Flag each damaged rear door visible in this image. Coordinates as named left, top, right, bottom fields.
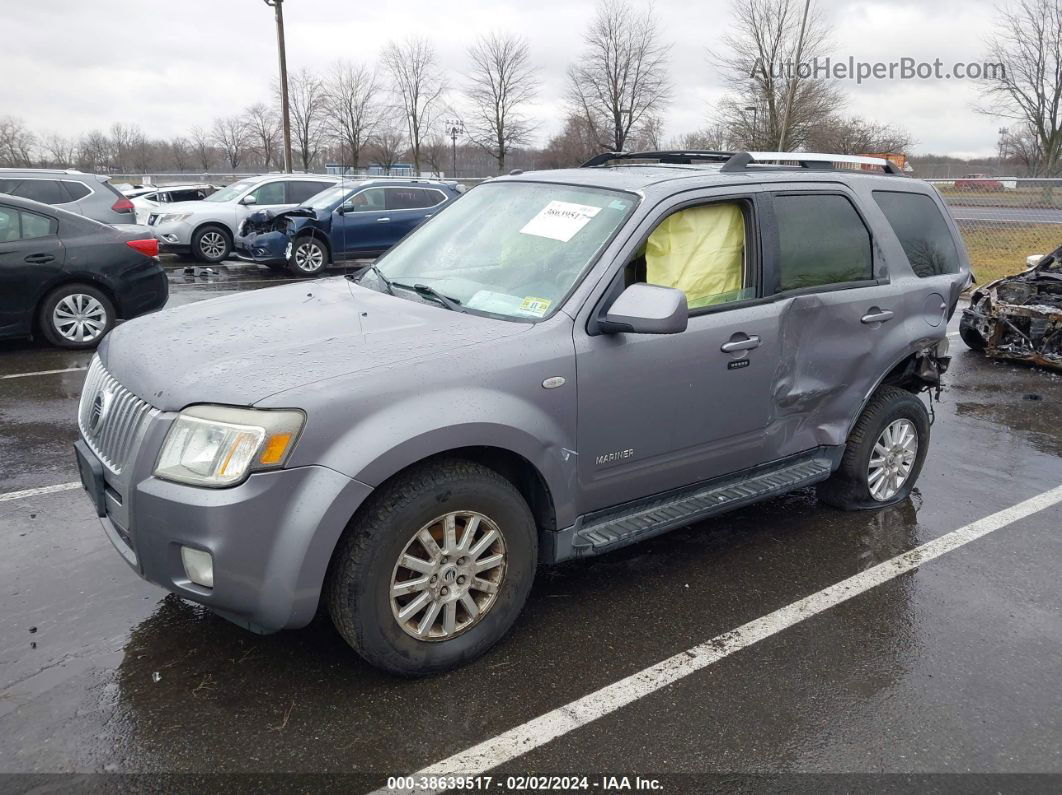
left=762, top=188, right=906, bottom=459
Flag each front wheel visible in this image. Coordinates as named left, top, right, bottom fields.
left=326, top=460, right=537, bottom=675
left=817, top=386, right=930, bottom=510
left=192, top=225, right=232, bottom=263
left=287, top=237, right=329, bottom=277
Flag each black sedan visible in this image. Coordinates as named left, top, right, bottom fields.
left=0, top=193, right=168, bottom=349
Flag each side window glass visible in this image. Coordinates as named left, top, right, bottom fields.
left=250, top=181, right=286, bottom=205
left=873, top=191, right=960, bottom=277
left=385, top=188, right=423, bottom=210
left=13, top=179, right=68, bottom=205
left=347, top=188, right=386, bottom=211
left=774, top=194, right=872, bottom=291
left=424, top=189, right=447, bottom=207
left=20, top=210, right=57, bottom=240
left=628, top=202, right=752, bottom=309
left=61, top=181, right=92, bottom=201
left=0, top=206, right=18, bottom=242
left=288, top=180, right=329, bottom=204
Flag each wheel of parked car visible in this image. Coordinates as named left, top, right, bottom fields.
left=327, top=459, right=537, bottom=676
left=288, top=236, right=329, bottom=277
left=817, top=386, right=930, bottom=511
left=192, top=224, right=232, bottom=263
left=39, top=283, right=115, bottom=349
left=958, top=317, right=987, bottom=351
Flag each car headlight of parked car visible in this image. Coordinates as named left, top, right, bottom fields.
left=155, top=405, right=305, bottom=487
left=157, top=212, right=193, bottom=224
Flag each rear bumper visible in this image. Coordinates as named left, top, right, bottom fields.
left=115, top=261, right=169, bottom=319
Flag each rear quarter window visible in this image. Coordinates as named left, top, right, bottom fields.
left=61, top=181, right=92, bottom=201
left=873, top=190, right=961, bottom=277
left=774, top=194, right=873, bottom=291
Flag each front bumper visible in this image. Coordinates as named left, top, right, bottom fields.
left=76, top=417, right=373, bottom=633
left=150, top=220, right=193, bottom=249
left=234, top=230, right=290, bottom=264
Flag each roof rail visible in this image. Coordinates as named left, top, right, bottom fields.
left=720, top=151, right=903, bottom=175
left=580, top=150, right=736, bottom=168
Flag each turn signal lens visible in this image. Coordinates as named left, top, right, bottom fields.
left=259, top=432, right=294, bottom=465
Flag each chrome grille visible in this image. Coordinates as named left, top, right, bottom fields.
left=78, top=356, right=159, bottom=475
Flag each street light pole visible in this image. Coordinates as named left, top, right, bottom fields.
left=777, top=0, right=812, bottom=152
left=448, top=121, right=462, bottom=178
left=264, top=0, right=293, bottom=173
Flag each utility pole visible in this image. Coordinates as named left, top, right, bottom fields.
left=448, top=120, right=463, bottom=178
left=264, top=0, right=293, bottom=173
left=744, top=106, right=758, bottom=147
left=777, top=0, right=812, bottom=152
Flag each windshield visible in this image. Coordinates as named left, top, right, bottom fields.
left=372, top=182, right=637, bottom=320
left=305, top=183, right=363, bottom=210
left=204, top=180, right=257, bottom=203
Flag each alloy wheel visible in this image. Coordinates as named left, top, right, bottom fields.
left=294, top=241, right=324, bottom=272
left=867, top=418, right=918, bottom=501
left=199, top=231, right=226, bottom=259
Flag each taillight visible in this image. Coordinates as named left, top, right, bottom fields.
left=127, top=238, right=159, bottom=257
left=112, top=197, right=135, bottom=213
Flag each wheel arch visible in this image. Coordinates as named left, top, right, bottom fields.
left=294, top=228, right=333, bottom=263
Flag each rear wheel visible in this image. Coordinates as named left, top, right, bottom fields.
left=817, top=386, right=930, bottom=510
left=192, top=225, right=231, bottom=263
left=327, top=459, right=537, bottom=676
left=287, top=236, right=329, bottom=277
left=39, top=284, right=115, bottom=349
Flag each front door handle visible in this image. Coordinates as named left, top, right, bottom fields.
left=376, top=217, right=391, bottom=223
left=861, top=308, right=895, bottom=324
left=721, top=334, right=761, bottom=353
left=25, top=253, right=55, bottom=264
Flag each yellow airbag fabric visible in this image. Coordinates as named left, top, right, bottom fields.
left=646, top=204, right=745, bottom=308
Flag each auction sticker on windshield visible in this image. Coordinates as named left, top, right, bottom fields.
left=520, top=201, right=602, bottom=242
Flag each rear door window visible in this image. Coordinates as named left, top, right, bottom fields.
left=773, top=194, right=873, bottom=291
left=873, top=191, right=961, bottom=277
left=287, top=180, right=330, bottom=204
left=0, top=205, right=17, bottom=241
left=61, top=181, right=92, bottom=201
left=12, top=179, right=68, bottom=205
left=20, top=210, right=57, bottom=239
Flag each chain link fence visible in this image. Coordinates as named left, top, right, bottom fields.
left=929, top=178, right=1062, bottom=284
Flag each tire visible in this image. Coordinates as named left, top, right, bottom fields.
left=39, top=283, right=115, bottom=349
left=192, top=224, right=232, bottom=263
left=817, top=386, right=930, bottom=511
left=958, top=316, right=987, bottom=351
left=326, top=459, right=538, bottom=676
left=287, top=236, right=329, bottom=277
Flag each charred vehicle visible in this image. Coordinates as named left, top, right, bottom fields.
left=235, top=179, right=462, bottom=277
left=959, top=246, right=1062, bottom=370
left=75, top=152, right=966, bottom=675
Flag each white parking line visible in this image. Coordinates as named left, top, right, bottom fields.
left=379, top=485, right=1062, bottom=795
left=0, top=482, right=81, bottom=502
left=1, top=366, right=87, bottom=380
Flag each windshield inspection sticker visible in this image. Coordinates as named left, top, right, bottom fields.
left=520, top=201, right=602, bottom=242
left=519, top=296, right=552, bottom=317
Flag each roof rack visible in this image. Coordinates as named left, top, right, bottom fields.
left=720, top=151, right=903, bottom=175
left=580, top=150, right=736, bottom=168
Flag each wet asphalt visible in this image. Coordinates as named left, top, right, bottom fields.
left=1, top=260, right=1061, bottom=788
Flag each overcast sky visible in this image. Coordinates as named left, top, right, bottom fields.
left=3, top=0, right=1005, bottom=158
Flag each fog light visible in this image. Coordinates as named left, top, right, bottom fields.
left=181, top=546, right=214, bottom=588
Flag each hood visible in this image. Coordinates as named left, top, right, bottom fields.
left=243, top=206, right=320, bottom=236
left=98, top=278, right=530, bottom=411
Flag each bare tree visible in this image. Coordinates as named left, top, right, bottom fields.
left=668, top=124, right=734, bottom=151
left=212, top=115, right=250, bottom=170
left=540, top=112, right=601, bottom=168
left=244, top=103, right=281, bottom=170
left=283, top=68, right=328, bottom=171
left=422, top=133, right=451, bottom=176
left=369, top=122, right=408, bottom=173
left=711, top=0, right=844, bottom=150
left=0, top=117, right=36, bottom=167
left=42, top=133, right=78, bottom=168
left=170, top=137, right=191, bottom=172
left=566, top=0, right=672, bottom=153
left=323, top=61, right=383, bottom=171
left=980, top=0, right=1062, bottom=175
left=463, top=32, right=539, bottom=174
left=128, top=130, right=155, bottom=174
left=190, top=127, right=215, bottom=171
left=78, top=130, right=111, bottom=172
left=382, top=37, right=446, bottom=173
left=805, top=115, right=914, bottom=155
left=109, top=122, right=141, bottom=172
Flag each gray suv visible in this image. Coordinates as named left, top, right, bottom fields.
left=0, top=168, right=136, bottom=224
left=74, top=151, right=968, bottom=675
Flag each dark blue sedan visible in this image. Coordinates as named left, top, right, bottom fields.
left=235, top=179, right=463, bottom=277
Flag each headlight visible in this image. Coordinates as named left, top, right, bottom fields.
left=154, top=405, right=305, bottom=487
left=157, top=212, right=192, bottom=224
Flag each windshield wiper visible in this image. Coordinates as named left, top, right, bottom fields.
left=392, top=281, right=465, bottom=312
left=348, top=263, right=395, bottom=295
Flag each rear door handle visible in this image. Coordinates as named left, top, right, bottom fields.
left=721, top=334, right=761, bottom=353
left=376, top=217, right=390, bottom=223
left=861, top=309, right=894, bottom=324
left=25, top=254, right=55, bottom=264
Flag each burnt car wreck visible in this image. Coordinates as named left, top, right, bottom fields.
left=960, top=246, right=1062, bottom=370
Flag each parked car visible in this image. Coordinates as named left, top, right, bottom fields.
left=0, top=168, right=136, bottom=224
left=131, top=184, right=218, bottom=225
left=75, top=151, right=967, bottom=674
left=235, top=178, right=462, bottom=276
left=0, top=193, right=166, bottom=348
left=147, top=173, right=341, bottom=263
left=959, top=244, right=1062, bottom=370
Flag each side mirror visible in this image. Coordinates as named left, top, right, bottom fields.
left=336, top=203, right=351, bottom=215
left=240, top=194, right=257, bottom=205
left=599, top=283, right=688, bottom=335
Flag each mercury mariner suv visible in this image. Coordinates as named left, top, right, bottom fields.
left=75, top=151, right=969, bottom=675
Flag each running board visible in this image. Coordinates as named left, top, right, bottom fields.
left=544, top=454, right=835, bottom=562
